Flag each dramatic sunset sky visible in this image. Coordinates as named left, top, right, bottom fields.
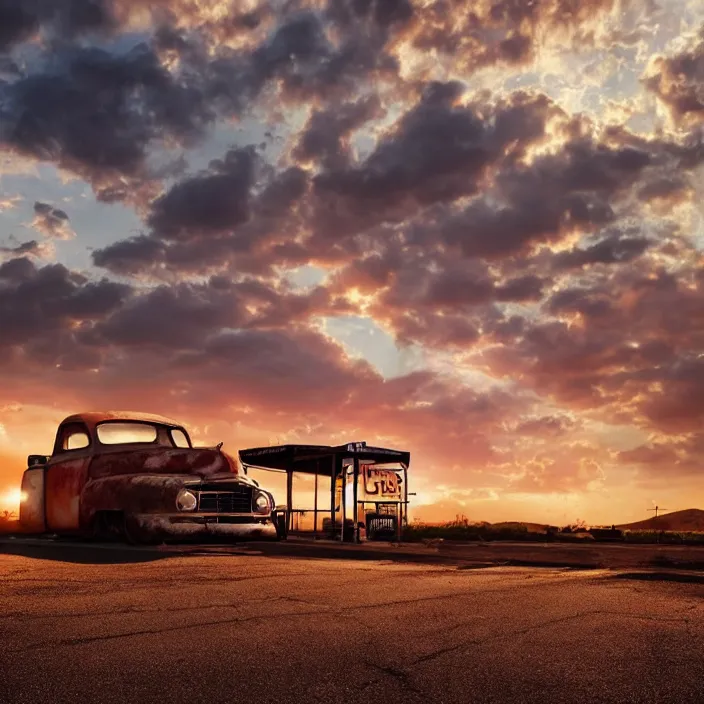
left=0, top=0, right=703, bottom=525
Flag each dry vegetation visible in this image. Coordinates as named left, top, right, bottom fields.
left=0, top=510, right=19, bottom=534
left=621, top=530, right=704, bottom=545
left=403, top=513, right=704, bottom=545
left=404, top=515, right=553, bottom=542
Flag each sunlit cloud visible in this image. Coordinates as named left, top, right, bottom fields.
left=0, top=0, right=702, bottom=526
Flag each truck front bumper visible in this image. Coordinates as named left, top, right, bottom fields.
left=131, top=513, right=279, bottom=542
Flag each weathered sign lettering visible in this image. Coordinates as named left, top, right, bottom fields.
left=362, top=467, right=400, bottom=498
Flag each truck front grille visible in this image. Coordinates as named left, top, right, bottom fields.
left=198, top=487, right=253, bottom=514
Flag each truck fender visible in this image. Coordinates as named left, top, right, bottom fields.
left=79, top=474, right=186, bottom=528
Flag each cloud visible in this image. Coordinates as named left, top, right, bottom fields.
left=552, top=231, right=652, bottom=270
left=93, top=150, right=311, bottom=278
left=1, top=256, right=347, bottom=369
left=326, top=0, right=415, bottom=30
left=618, top=432, right=704, bottom=487
left=0, top=41, right=213, bottom=202
left=1, top=239, right=699, bottom=501
left=148, top=4, right=409, bottom=116
left=643, top=24, right=704, bottom=127
left=637, top=357, right=704, bottom=434
left=68, top=56, right=704, bottom=503
left=309, top=85, right=559, bottom=246
left=0, top=0, right=115, bottom=51
left=1, top=0, right=704, bottom=514
left=0, top=239, right=41, bottom=256
left=0, top=254, right=551, bottom=489
left=474, top=258, right=704, bottom=437
left=146, top=147, right=258, bottom=241
left=0, top=257, right=131, bottom=367
left=319, top=111, right=702, bottom=352
left=0, top=194, right=21, bottom=212
left=242, top=4, right=410, bottom=103
left=91, top=235, right=167, bottom=277
left=91, top=278, right=251, bottom=350
left=409, top=0, right=631, bottom=74
left=293, top=94, right=385, bottom=170
left=0, top=238, right=54, bottom=264
left=31, top=201, right=75, bottom=239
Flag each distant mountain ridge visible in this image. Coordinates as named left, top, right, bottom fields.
left=617, top=508, right=704, bottom=532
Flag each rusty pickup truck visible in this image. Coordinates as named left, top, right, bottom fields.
left=19, top=411, right=282, bottom=544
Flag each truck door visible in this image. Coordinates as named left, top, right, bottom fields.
left=45, top=422, right=92, bottom=533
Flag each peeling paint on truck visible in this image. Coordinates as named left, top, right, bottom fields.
left=46, top=457, right=89, bottom=532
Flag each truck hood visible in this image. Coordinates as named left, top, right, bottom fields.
left=89, top=446, right=241, bottom=480
left=182, top=472, right=260, bottom=490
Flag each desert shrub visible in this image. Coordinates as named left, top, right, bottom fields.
left=403, top=520, right=704, bottom=545
left=0, top=510, right=19, bottom=534
left=403, top=517, right=542, bottom=542
left=622, top=530, right=704, bottom=545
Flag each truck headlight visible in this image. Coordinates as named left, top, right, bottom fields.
left=254, top=491, right=271, bottom=514
left=176, top=489, right=198, bottom=512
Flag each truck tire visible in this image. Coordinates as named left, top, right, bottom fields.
left=89, top=511, right=122, bottom=542
left=122, top=515, right=162, bottom=546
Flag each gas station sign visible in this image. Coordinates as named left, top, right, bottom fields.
left=362, top=467, right=401, bottom=499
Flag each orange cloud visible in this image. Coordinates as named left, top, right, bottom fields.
left=0, top=0, right=702, bottom=527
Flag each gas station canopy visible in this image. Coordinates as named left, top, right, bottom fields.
left=238, top=441, right=411, bottom=475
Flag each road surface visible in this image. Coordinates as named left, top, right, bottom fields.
left=1, top=544, right=703, bottom=704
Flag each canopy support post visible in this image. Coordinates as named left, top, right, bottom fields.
left=403, top=465, right=408, bottom=529
left=353, top=457, right=360, bottom=544
left=330, top=455, right=336, bottom=539
left=340, top=457, right=346, bottom=543
left=286, top=468, right=293, bottom=533
left=313, top=459, right=319, bottom=538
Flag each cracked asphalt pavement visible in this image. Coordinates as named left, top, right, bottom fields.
left=1, top=547, right=704, bottom=704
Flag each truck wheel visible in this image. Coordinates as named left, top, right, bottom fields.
left=89, top=512, right=108, bottom=542
left=122, top=515, right=162, bottom=546
left=90, top=512, right=122, bottom=542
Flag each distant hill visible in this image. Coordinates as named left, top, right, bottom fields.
left=617, top=509, right=704, bottom=532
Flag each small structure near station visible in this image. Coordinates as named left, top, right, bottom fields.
left=239, top=442, right=411, bottom=543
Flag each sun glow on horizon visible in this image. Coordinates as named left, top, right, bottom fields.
left=1, top=487, right=25, bottom=516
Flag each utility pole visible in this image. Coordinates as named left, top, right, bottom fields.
left=648, top=505, right=668, bottom=519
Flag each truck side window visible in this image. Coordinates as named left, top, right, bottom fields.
left=65, top=431, right=90, bottom=450
left=170, top=429, right=190, bottom=448
left=56, top=423, right=91, bottom=452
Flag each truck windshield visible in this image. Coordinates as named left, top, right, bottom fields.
left=97, top=423, right=158, bottom=445
left=95, top=422, right=192, bottom=448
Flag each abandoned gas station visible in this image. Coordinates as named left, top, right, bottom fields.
left=238, top=442, right=411, bottom=543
